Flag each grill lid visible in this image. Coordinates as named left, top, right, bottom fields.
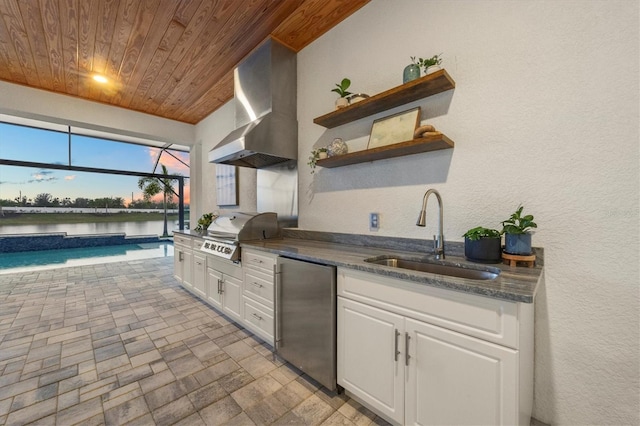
left=206, top=212, right=279, bottom=242
left=201, top=212, right=279, bottom=262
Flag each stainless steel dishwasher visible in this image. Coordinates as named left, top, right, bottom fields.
left=275, top=256, right=337, bottom=391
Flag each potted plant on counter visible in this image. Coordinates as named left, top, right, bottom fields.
left=501, top=205, right=537, bottom=255
left=331, top=78, right=352, bottom=109
left=463, top=226, right=502, bottom=263
left=194, top=212, right=216, bottom=233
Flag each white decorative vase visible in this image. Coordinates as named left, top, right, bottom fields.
left=335, top=97, right=348, bottom=109
left=426, top=65, right=441, bottom=75
left=327, top=138, right=348, bottom=157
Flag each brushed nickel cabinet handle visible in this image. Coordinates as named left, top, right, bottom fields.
left=405, top=332, right=411, bottom=366
left=251, top=312, right=263, bottom=321
left=394, top=329, right=400, bottom=362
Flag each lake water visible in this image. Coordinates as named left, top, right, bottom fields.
left=0, top=220, right=181, bottom=236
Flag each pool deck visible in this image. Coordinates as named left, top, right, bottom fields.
left=0, top=257, right=387, bottom=425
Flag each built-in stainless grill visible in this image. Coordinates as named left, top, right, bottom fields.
left=200, top=212, right=279, bottom=262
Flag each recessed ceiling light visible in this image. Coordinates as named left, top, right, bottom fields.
left=93, top=74, right=108, bottom=84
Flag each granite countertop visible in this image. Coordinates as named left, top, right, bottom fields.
left=174, top=229, right=208, bottom=239
left=239, top=230, right=542, bottom=304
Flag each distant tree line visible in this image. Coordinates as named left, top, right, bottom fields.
left=0, top=193, right=179, bottom=209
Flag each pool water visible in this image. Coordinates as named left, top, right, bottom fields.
left=0, top=242, right=174, bottom=274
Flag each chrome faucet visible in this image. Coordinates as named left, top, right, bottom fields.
left=416, top=188, right=445, bottom=259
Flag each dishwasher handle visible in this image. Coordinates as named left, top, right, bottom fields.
left=274, top=263, right=282, bottom=350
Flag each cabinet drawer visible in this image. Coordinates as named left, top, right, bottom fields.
left=174, top=234, right=192, bottom=247
left=338, top=268, right=519, bottom=348
left=243, top=249, right=277, bottom=274
left=243, top=297, right=274, bottom=343
left=244, top=269, right=274, bottom=307
left=208, top=255, right=243, bottom=280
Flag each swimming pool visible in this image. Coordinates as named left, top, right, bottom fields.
left=0, top=241, right=174, bottom=274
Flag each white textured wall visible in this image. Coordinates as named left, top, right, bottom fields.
left=297, top=0, right=639, bottom=424
left=194, top=101, right=257, bottom=220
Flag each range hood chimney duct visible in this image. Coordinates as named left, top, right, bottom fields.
left=209, top=38, right=297, bottom=168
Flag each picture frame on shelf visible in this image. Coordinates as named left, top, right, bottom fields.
left=216, top=164, right=238, bottom=206
left=367, top=107, right=421, bottom=149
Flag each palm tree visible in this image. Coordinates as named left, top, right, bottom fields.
left=138, top=164, right=179, bottom=237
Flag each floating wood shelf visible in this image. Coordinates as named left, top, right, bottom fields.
left=316, top=133, right=454, bottom=168
left=313, top=69, right=456, bottom=129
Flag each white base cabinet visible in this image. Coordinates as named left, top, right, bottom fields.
left=173, top=235, right=278, bottom=345
left=241, top=248, right=278, bottom=346
left=337, top=268, right=533, bottom=426
left=173, top=234, right=194, bottom=291
left=192, top=253, right=207, bottom=299
left=206, top=255, right=243, bottom=322
left=406, top=317, right=517, bottom=425
left=338, top=298, right=404, bottom=424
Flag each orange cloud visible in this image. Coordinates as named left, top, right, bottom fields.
left=146, top=148, right=190, bottom=175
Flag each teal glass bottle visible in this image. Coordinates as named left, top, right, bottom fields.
left=403, top=64, right=420, bottom=83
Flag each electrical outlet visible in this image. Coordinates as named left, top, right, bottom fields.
left=369, top=212, right=379, bottom=231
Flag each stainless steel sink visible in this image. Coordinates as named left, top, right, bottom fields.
left=364, top=256, right=500, bottom=281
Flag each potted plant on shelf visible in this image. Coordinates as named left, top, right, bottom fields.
left=501, top=205, right=537, bottom=255
left=419, top=54, right=443, bottom=75
left=462, top=226, right=502, bottom=263
left=331, top=78, right=352, bottom=109
left=307, top=147, right=328, bottom=173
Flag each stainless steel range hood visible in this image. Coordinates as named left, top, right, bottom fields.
left=209, top=38, right=297, bottom=168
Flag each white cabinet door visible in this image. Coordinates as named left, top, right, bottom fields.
left=173, top=247, right=184, bottom=281
left=181, top=249, right=193, bottom=290
left=338, top=297, right=405, bottom=425
left=206, top=268, right=223, bottom=310
left=405, top=317, right=518, bottom=426
left=192, top=253, right=207, bottom=298
left=222, top=275, right=243, bottom=321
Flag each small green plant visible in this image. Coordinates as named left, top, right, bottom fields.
left=463, top=226, right=501, bottom=241
left=194, top=212, right=216, bottom=232
left=412, top=54, right=443, bottom=73
left=307, top=147, right=328, bottom=173
left=501, top=205, right=537, bottom=235
left=422, top=54, right=442, bottom=67
left=331, top=78, right=352, bottom=98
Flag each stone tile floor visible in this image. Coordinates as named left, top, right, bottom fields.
left=0, top=257, right=390, bottom=426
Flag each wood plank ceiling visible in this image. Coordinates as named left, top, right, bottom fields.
left=0, top=0, right=369, bottom=124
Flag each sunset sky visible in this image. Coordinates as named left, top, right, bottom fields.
left=0, top=122, right=190, bottom=205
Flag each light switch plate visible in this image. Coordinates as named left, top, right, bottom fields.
left=369, top=212, right=379, bottom=231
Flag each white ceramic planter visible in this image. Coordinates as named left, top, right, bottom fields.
left=426, top=65, right=441, bottom=75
